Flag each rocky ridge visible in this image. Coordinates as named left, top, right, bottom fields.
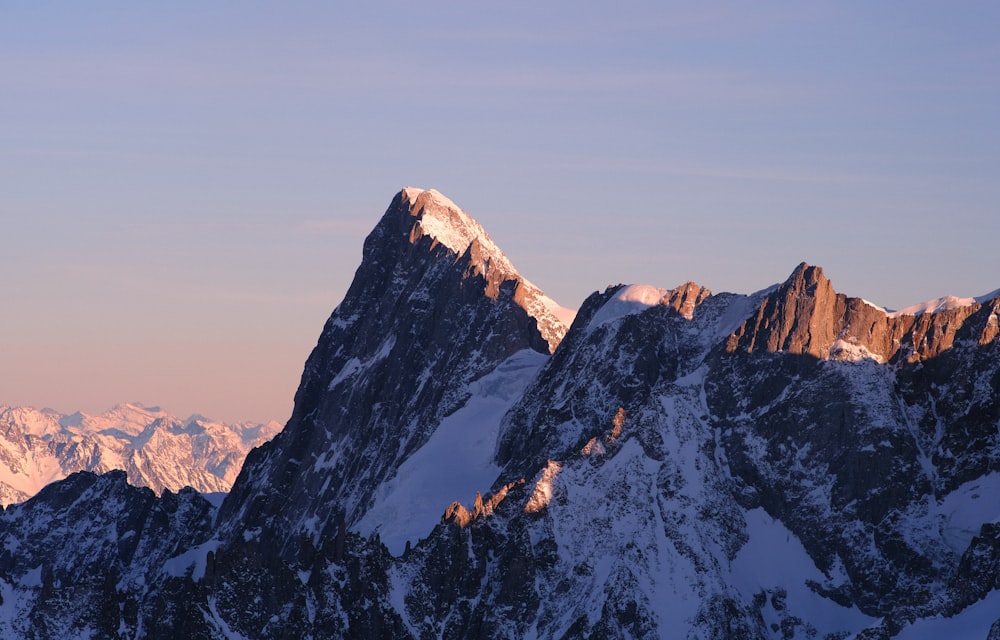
left=213, top=186, right=570, bottom=560
left=727, top=262, right=1000, bottom=362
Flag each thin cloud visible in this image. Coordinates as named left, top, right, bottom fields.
left=417, top=4, right=817, bottom=45
left=521, top=155, right=882, bottom=186
left=296, top=218, right=373, bottom=234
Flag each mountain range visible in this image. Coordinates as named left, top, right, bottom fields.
left=1, top=187, right=999, bottom=639
left=0, top=402, right=281, bottom=506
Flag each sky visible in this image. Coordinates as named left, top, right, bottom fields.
left=2, top=2, right=999, bottom=424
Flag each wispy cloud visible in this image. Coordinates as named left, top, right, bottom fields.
left=519, top=154, right=882, bottom=186
left=295, top=218, right=373, bottom=234
left=415, top=4, right=819, bottom=45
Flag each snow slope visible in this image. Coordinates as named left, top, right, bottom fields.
left=355, top=349, right=547, bottom=555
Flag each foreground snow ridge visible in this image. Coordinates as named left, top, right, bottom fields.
left=355, top=349, right=548, bottom=555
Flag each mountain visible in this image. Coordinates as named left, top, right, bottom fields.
left=1, top=188, right=999, bottom=639
left=0, top=402, right=281, bottom=506
left=215, top=187, right=570, bottom=556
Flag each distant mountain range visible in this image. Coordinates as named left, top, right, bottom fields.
left=1, top=187, right=999, bottom=638
left=0, top=402, right=281, bottom=505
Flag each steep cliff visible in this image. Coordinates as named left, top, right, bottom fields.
left=214, top=187, right=569, bottom=560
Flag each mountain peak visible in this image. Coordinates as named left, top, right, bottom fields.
left=394, top=187, right=568, bottom=351
left=786, top=261, right=831, bottom=293
left=726, top=263, right=999, bottom=362
left=216, top=188, right=572, bottom=550
left=400, top=187, right=515, bottom=274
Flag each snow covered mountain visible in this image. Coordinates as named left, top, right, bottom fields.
left=2, top=188, right=999, bottom=639
left=214, top=187, right=570, bottom=556
left=0, top=402, right=281, bottom=505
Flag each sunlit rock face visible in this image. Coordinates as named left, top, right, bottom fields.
left=727, top=262, right=999, bottom=363
left=214, top=187, right=570, bottom=560
left=2, top=190, right=1000, bottom=639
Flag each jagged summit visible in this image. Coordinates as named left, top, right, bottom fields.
left=216, top=188, right=571, bottom=554
left=400, top=187, right=516, bottom=275
left=726, top=262, right=1000, bottom=362
left=393, top=187, right=569, bottom=351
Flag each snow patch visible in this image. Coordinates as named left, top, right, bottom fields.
left=860, top=298, right=887, bottom=313
left=0, top=446, right=65, bottom=503
left=938, top=472, right=1000, bottom=553
left=978, top=287, right=1000, bottom=303
left=163, top=539, right=221, bottom=582
left=888, top=288, right=999, bottom=318
left=354, top=349, right=547, bottom=555
left=716, top=286, right=776, bottom=339
left=894, top=588, right=1000, bottom=640
left=328, top=357, right=362, bottom=389
left=388, top=565, right=419, bottom=637
left=400, top=186, right=425, bottom=204
left=19, top=565, right=42, bottom=588
left=731, top=508, right=876, bottom=637
left=580, top=437, right=606, bottom=456
left=200, top=492, right=227, bottom=509
left=539, top=296, right=578, bottom=327
left=327, top=337, right=396, bottom=391
left=829, top=338, right=884, bottom=363
left=401, top=187, right=515, bottom=274
left=204, top=596, right=248, bottom=640
left=587, top=284, right=668, bottom=331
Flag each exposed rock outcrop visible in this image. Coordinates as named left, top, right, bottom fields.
left=215, top=188, right=569, bottom=559
left=726, top=262, right=999, bottom=363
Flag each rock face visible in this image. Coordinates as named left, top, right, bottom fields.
left=727, top=262, right=997, bottom=363
left=0, top=471, right=215, bottom=637
left=0, top=402, right=280, bottom=506
left=1, top=191, right=1000, bottom=639
left=707, top=264, right=1000, bottom=633
left=214, top=187, right=570, bottom=558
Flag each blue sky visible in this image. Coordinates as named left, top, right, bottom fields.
left=3, top=2, right=999, bottom=422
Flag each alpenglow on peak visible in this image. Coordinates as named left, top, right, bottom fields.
left=400, top=186, right=517, bottom=275
left=397, top=186, right=573, bottom=349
